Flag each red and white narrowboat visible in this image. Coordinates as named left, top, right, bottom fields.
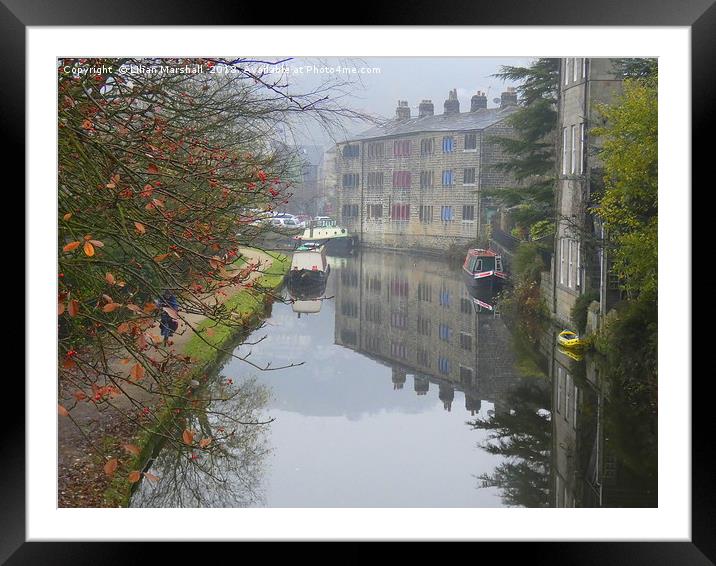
left=462, top=248, right=508, bottom=292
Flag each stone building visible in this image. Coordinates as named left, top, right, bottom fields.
left=333, top=249, right=523, bottom=415
left=546, top=58, right=625, bottom=326
left=334, top=90, right=519, bottom=253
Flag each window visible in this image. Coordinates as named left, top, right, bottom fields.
left=567, top=239, right=573, bottom=288
left=573, top=58, right=579, bottom=82
left=420, top=138, right=434, bottom=155
left=419, top=170, right=434, bottom=189
left=417, top=316, right=431, bottom=336
left=417, top=282, right=432, bottom=302
left=391, top=311, right=408, bottom=329
left=366, top=275, right=381, bottom=293
left=460, top=297, right=472, bottom=314
left=440, top=206, right=454, bottom=222
left=462, top=205, right=475, bottom=221
left=459, top=332, right=473, bottom=351
left=391, top=203, right=410, bottom=221
left=579, top=123, right=585, bottom=174
left=459, top=365, right=474, bottom=385
left=439, top=324, right=451, bottom=342
left=438, top=356, right=451, bottom=375
left=391, top=342, right=407, bottom=360
left=439, top=288, right=450, bottom=307
left=394, top=139, right=411, bottom=157
left=442, top=136, right=455, bottom=153
left=559, top=239, right=566, bottom=284
left=464, top=133, right=477, bottom=150
left=417, top=349, right=430, bottom=367
left=419, top=205, right=433, bottom=223
left=570, top=125, right=577, bottom=174
left=342, top=204, right=359, bottom=219
left=342, top=173, right=359, bottom=189
left=442, top=170, right=454, bottom=187
left=393, top=171, right=411, bottom=189
left=463, top=168, right=476, bottom=185
left=341, top=270, right=358, bottom=288
left=581, top=58, right=587, bottom=79
left=367, top=142, right=384, bottom=159
left=367, top=204, right=383, bottom=219
left=341, top=300, right=358, bottom=318
left=564, top=59, right=570, bottom=85
left=367, top=172, right=384, bottom=190
left=342, top=144, right=359, bottom=158
left=562, top=127, right=569, bottom=175
left=390, top=276, right=409, bottom=297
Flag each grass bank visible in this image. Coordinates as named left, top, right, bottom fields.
left=104, top=251, right=289, bottom=507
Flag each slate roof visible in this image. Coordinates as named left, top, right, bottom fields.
left=344, top=106, right=519, bottom=143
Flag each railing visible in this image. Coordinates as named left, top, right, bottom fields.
left=490, top=226, right=520, bottom=252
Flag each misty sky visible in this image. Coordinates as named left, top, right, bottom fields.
left=254, top=56, right=534, bottom=149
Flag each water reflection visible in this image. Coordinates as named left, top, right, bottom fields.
left=333, top=251, right=523, bottom=416
left=130, top=377, right=271, bottom=508
left=129, top=248, right=656, bottom=508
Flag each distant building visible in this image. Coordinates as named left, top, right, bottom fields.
left=334, top=90, right=519, bottom=253
left=290, top=145, right=325, bottom=216
left=546, top=58, right=625, bottom=326
left=318, top=145, right=338, bottom=216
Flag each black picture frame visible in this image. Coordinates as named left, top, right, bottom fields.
left=9, top=0, right=710, bottom=562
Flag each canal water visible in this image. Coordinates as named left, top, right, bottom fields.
left=130, top=249, right=656, bottom=508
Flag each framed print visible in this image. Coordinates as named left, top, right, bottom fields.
left=9, top=0, right=711, bottom=561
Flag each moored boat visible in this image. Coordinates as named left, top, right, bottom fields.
left=293, top=217, right=357, bottom=255
left=287, top=243, right=331, bottom=291
left=557, top=330, right=586, bottom=349
left=462, top=248, right=508, bottom=292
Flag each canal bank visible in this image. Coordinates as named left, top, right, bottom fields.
left=58, top=248, right=290, bottom=508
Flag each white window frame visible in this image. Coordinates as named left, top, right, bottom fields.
left=559, top=238, right=566, bottom=284
left=562, top=127, right=569, bottom=175
left=564, top=59, right=570, bottom=85
left=579, top=123, right=585, bottom=174
left=581, top=57, right=587, bottom=79
left=567, top=239, right=573, bottom=288
left=576, top=242, right=581, bottom=288
left=570, top=125, right=577, bottom=174
left=573, top=58, right=579, bottom=82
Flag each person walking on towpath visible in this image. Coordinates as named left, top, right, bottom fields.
left=158, top=290, right=179, bottom=346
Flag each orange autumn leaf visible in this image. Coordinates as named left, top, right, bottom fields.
left=105, top=272, right=116, bottom=285
left=83, top=241, right=95, bottom=256
left=117, top=322, right=131, bottom=334
left=58, top=302, right=65, bottom=316
left=120, top=358, right=131, bottom=365
left=154, top=253, right=170, bottom=262
left=147, top=163, right=159, bottom=174
left=182, top=429, right=194, bottom=445
left=130, top=363, right=145, bottom=381
left=63, top=241, right=81, bottom=252
left=128, top=470, right=142, bottom=483
left=68, top=299, right=80, bottom=317
left=103, top=302, right=121, bottom=313
left=134, top=222, right=146, bottom=235
left=81, top=119, right=93, bottom=130
left=143, top=472, right=160, bottom=482
left=123, top=444, right=141, bottom=456
left=143, top=302, right=156, bottom=313
left=58, top=404, right=69, bottom=417
left=199, top=437, right=212, bottom=449
left=104, top=458, right=118, bottom=476
left=63, top=212, right=73, bottom=221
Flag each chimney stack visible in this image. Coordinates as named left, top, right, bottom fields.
left=470, top=91, right=488, bottom=112
left=395, top=100, right=411, bottom=121
left=500, top=87, right=518, bottom=108
left=443, top=89, right=460, bottom=115
left=418, top=99, right=434, bottom=118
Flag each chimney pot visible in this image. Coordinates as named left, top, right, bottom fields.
left=500, top=89, right=518, bottom=108
left=395, top=100, right=411, bottom=121
left=471, top=90, right=488, bottom=111
left=443, top=89, right=460, bottom=115
left=418, top=99, right=434, bottom=118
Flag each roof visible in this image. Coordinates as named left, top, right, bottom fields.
left=344, top=106, right=519, bottom=143
left=467, top=248, right=498, bottom=257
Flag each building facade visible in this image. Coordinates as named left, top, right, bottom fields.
left=335, top=90, right=519, bottom=253
left=548, top=58, right=625, bottom=326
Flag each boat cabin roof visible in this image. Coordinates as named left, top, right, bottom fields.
left=466, top=248, right=498, bottom=257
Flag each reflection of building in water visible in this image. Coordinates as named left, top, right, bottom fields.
left=545, top=331, right=657, bottom=508
left=334, top=250, right=523, bottom=415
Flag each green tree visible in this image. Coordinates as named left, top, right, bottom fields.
left=488, top=58, right=561, bottom=232
left=592, top=75, right=658, bottom=302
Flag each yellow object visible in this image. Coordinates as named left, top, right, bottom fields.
left=557, top=330, right=586, bottom=349
left=558, top=346, right=584, bottom=361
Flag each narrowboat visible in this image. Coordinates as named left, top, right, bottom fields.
left=293, top=217, right=357, bottom=255
left=462, top=248, right=508, bottom=292
left=287, top=243, right=331, bottom=291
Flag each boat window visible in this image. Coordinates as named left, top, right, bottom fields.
left=469, top=257, right=482, bottom=272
